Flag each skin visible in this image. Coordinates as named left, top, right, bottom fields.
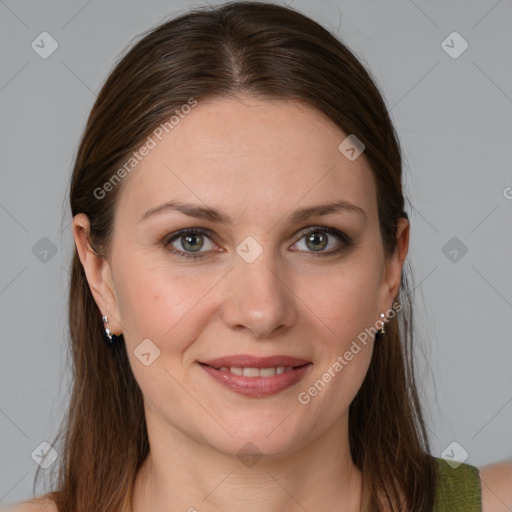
left=6, top=100, right=512, bottom=512
left=481, top=462, right=512, bottom=512
left=74, top=94, right=406, bottom=511
left=71, top=94, right=407, bottom=511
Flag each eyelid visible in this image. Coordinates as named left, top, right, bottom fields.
left=295, top=225, right=352, bottom=245
left=164, top=227, right=217, bottom=254
left=163, top=225, right=352, bottom=259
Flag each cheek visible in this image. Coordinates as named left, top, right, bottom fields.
left=301, top=257, right=383, bottom=343
left=292, top=250, right=381, bottom=368
left=293, top=254, right=381, bottom=409
left=296, top=327, right=374, bottom=430
left=113, top=261, right=204, bottom=396
left=113, top=255, right=216, bottom=354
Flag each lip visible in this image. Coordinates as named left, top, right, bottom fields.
left=199, top=354, right=311, bottom=369
left=198, top=354, right=312, bottom=398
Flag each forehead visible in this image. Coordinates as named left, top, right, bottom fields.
left=114, top=95, right=377, bottom=226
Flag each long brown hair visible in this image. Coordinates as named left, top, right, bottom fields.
left=32, top=2, right=436, bottom=510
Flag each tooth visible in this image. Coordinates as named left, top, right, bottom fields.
left=224, top=366, right=296, bottom=377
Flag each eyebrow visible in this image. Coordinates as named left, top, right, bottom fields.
left=139, top=199, right=366, bottom=224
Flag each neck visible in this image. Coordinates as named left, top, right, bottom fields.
left=131, top=412, right=362, bottom=512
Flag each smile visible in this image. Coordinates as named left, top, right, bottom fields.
left=198, top=362, right=312, bottom=397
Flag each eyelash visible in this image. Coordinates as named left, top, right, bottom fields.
left=163, top=226, right=352, bottom=260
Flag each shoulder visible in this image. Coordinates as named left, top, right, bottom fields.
left=480, top=461, right=512, bottom=512
left=2, top=498, right=58, bottom=512
left=433, top=457, right=481, bottom=510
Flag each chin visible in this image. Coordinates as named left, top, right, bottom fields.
left=202, top=419, right=309, bottom=461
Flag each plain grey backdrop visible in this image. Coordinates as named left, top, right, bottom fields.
left=1, top=0, right=511, bottom=506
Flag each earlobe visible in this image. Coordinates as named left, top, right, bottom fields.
left=72, top=213, right=122, bottom=333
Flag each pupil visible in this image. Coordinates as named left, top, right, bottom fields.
left=183, top=234, right=203, bottom=252
left=307, top=232, right=327, bottom=251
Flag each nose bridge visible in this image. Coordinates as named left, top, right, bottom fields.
left=221, top=239, right=298, bottom=338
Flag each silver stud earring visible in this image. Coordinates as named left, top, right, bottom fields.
left=377, top=312, right=386, bottom=337
left=102, top=315, right=123, bottom=346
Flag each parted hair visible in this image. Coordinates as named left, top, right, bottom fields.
left=33, top=2, right=436, bottom=510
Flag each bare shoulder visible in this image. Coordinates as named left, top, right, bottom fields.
left=2, top=498, right=58, bottom=512
left=480, top=461, right=512, bottom=512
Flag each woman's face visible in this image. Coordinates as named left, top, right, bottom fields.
left=80, top=94, right=407, bottom=458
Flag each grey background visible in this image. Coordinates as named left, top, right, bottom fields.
left=1, top=0, right=511, bottom=506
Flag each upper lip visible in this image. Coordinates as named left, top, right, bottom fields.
left=199, top=354, right=311, bottom=369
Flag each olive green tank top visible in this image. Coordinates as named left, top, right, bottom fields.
left=433, top=457, right=482, bottom=511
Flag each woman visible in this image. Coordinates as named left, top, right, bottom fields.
left=7, top=2, right=511, bottom=511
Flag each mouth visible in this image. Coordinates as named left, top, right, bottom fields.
left=197, top=358, right=313, bottom=397
left=199, top=362, right=310, bottom=377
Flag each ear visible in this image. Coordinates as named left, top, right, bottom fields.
left=379, top=217, right=409, bottom=311
left=72, top=213, right=122, bottom=335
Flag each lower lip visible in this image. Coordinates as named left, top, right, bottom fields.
left=199, top=363, right=312, bottom=397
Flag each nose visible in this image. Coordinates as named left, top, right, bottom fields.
left=221, top=247, right=298, bottom=339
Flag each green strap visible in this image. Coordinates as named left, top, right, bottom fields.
left=433, top=457, right=482, bottom=511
